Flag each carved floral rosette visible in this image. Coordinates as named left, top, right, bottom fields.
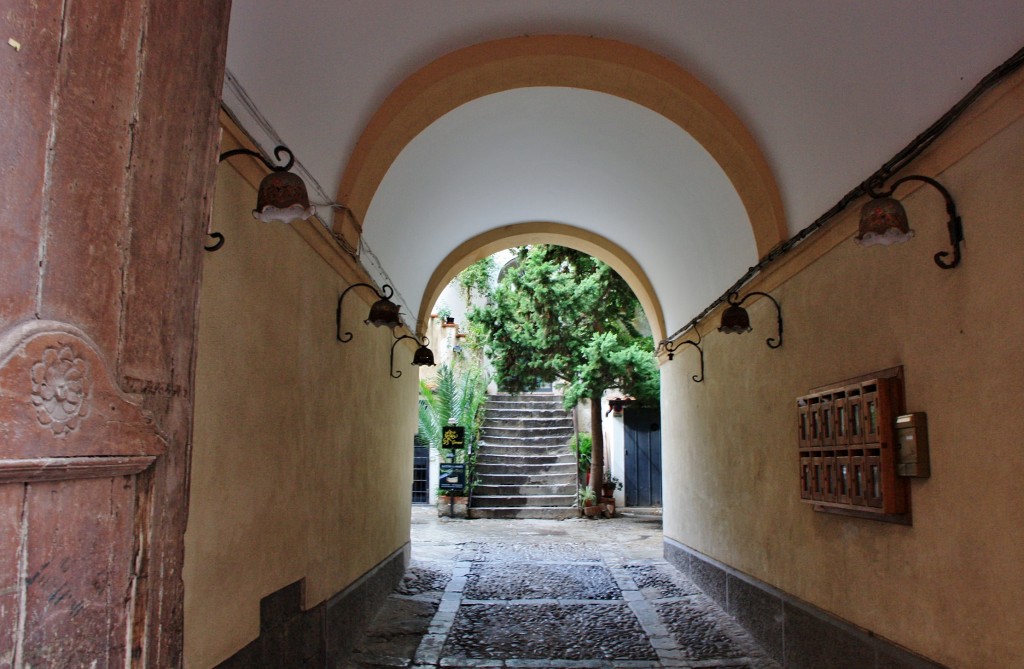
left=0, top=320, right=165, bottom=461
left=30, top=344, right=92, bottom=436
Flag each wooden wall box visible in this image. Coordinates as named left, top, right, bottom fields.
left=797, top=368, right=909, bottom=521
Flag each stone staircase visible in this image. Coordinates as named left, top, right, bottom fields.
left=471, top=394, right=578, bottom=519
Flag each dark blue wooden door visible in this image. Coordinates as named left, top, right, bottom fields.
left=412, top=434, right=430, bottom=504
left=624, top=407, right=662, bottom=507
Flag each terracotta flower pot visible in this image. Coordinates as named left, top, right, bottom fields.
left=437, top=495, right=469, bottom=518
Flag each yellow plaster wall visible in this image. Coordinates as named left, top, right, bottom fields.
left=183, top=165, right=418, bottom=668
left=661, top=98, right=1024, bottom=667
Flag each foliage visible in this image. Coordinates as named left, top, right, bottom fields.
left=570, top=432, right=592, bottom=475
left=467, top=245, right=659, bottom=409
left=436, top=303, right=452, bottom=321
left=418, top=362, right=489, bottom=496
left=459, top=317, right=490, bottom=362
left=467, top=245, right=659, bottom=488
left=578, top=486, right=597, bottom=506
left=603, top=473, right=623, bottom=491
left=457, top=256, right=496, bottom=305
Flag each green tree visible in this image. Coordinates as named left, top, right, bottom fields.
left=457, top=256, right=496, bottom=305
left=467, top=245, right=659, bottom=489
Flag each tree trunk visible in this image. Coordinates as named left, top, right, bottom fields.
left=589, top=394, right=605, bottom=492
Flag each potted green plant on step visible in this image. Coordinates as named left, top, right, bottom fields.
left=601, top=472, right=622, bottom=499
left=570, top=433, right=592, bottom=486
left=579, top=486, right=602, bottom=518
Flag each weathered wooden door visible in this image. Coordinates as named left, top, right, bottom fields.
left=0, top=323, right=166, bottom=666
left=624, top=407, right=663, bottom=507
left=0, top=2, right=230, bottom=665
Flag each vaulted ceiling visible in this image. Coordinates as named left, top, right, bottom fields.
left=223, top=1, right=1024, bottom=335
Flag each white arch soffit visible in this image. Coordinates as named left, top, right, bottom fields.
left=362, top=87, right=756, bottom=331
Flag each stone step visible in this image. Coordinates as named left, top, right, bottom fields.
left=476, top=443, right=574, bottom=457
left=482, top=426, right=574, bottom=439
left=474, top=483, right=576, bottom=496
left=481, top=417, right=574, bottom=430
left=469, top=506, right=578, bottom=520
left=473, top=458, right=577, bottom=475
left=472, top=494, right=576, bottom=508
left=489, top=393, right=563, bottom=402
left=485, top=410, right=570, bottom=422
left=475, top=472, right=578, bottom=486
left=476, top=453, right=576, bottom=466
left=479, top=435, right=573, bottom=447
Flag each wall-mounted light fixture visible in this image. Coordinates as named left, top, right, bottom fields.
left=390, top=333, right=436, bottom=378
left=206, top=145, right=315, bottom=252
left=606, top=397, right=629, bottom=417
left=658, top=329, right=704, bottom=383
left=336, top=283, right=402, bottom=342
left=857, top=175, right=964, bottom=269
left=718, top=291, right=783, bottom=349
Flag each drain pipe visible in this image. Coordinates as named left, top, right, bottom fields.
left=572, top=404, right=581, bottom=516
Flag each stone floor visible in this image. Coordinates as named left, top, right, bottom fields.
left=346, top=507, right=779, bottom=669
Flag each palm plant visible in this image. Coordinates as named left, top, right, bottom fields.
left=418, top=362, right=489, bottom=494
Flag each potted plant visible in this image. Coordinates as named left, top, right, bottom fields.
left=601, top=472, right=622, bottom=499
left=436, top=303, right=455, bottom=325
left=579, top=486, right=602, bottom=518
left=437, top=488, right=470, bottom=518
left=570, top=433, right=592, bottom=486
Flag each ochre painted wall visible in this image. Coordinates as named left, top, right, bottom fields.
left=183, top=164, right=418, bottom=668
left=662, top=85, right=1024, bottom=668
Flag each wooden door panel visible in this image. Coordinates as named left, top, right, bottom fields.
left=0, top=323, right=164, bottom=668
left=0, top=484, right=21, bottom=668
left=624, top=408, right=663, bottom=507
left=21, top=476, right=135, bottom=668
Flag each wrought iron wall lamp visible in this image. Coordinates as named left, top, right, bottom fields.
left=390, top=334, right=436, bottom=378
left=205, top=145, right=315, bottom=252
left=336, top=283, right=402, bottom=342
left=718, top=291, right=783, bottom=349
left=658, top=329, right=704, bottom=383
left=857, top=175, right=964, bottom=269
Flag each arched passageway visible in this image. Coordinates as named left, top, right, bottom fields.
left=420, top=223, right=666, bottom=341
left=188, top=25, right=1024, bottom=669
left=338, top=35, right=785, bottom=335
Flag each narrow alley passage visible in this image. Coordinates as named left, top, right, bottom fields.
left=347, top=508, right=779, bottom=669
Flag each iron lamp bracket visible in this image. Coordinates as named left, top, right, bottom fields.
left=336, top=282, right=395, bottom=343
left=205, top=145, right=297, bottom=252
left=658, top=329, right=705, bottom=383
left=865, top=174, right=964, bottom=269
left=725, top=291, right=783, bottom=349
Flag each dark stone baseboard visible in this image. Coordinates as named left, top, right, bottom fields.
left=663, top=538, right=945, bottom=669
left=215, top=542, right=410, bottom=669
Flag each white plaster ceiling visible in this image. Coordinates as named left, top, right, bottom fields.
left=362, top=88, right=752, bottom=330
left=223, top=0, right=1024, bottom=333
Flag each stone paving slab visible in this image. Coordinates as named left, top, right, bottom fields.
left=443, top=602, right=657, bottom=661
left=465, top=563, right=620, bottom=600
left=345, top=508, right=779, bottom=669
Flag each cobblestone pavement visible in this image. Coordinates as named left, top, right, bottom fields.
left=346, top=507, right=779, bottom=669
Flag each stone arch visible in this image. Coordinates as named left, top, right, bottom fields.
left=419, top=222, right=666, bottom=341
left=336, top=34, right=787, bottom=257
